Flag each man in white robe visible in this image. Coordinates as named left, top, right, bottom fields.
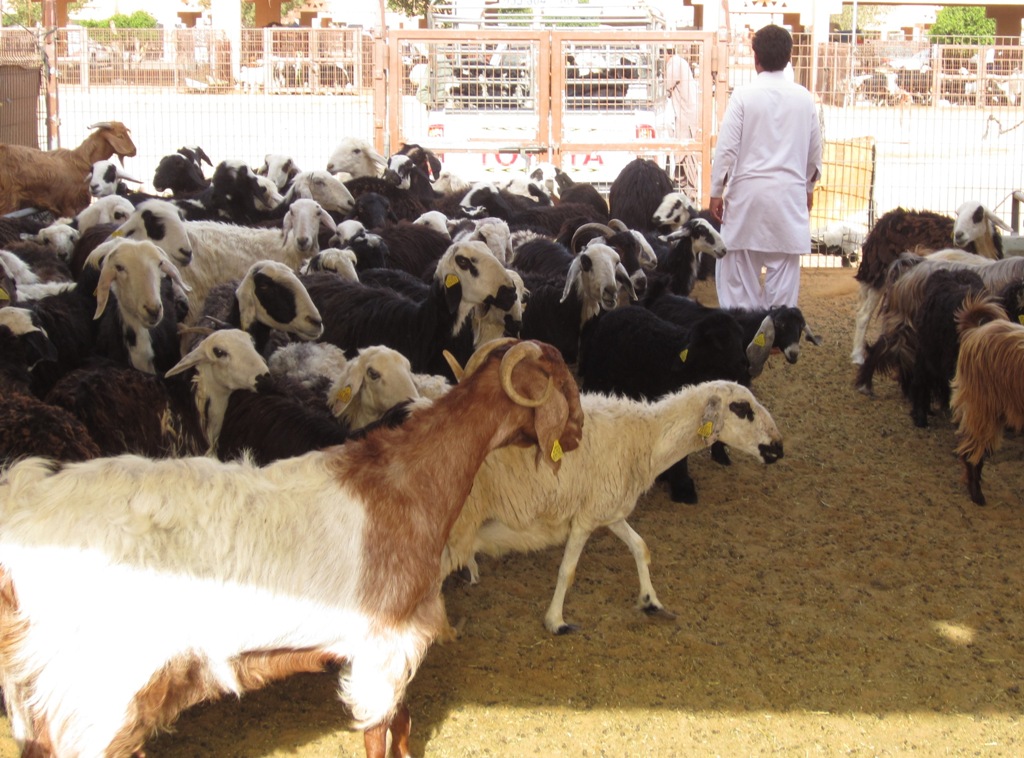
left=709, top=24, right=822, bottom=309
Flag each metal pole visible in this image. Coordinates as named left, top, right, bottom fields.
left=43, top=0, right=59, bottom=149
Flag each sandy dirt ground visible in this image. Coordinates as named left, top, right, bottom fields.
left=2, top=267, right=1023, bottom=757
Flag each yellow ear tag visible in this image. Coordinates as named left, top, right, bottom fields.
left=679, top=348, right=688, bottom=363
left=0, top=288, right=9, bottom=302
left=550, top=440, right=563, bottom=462
left=444, top=273, right=460, bottom=289
left=335, top=385, right=352, bottom=404
left=1018, top=315, right=1024, bottom=326
left=697, top=421, right=714, bottom=439
left=753, top=332, right=767, bottom=347
left=110, top=228, right=124, bottom=238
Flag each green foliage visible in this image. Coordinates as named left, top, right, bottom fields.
left=74, top=11, right=158, bottom=29
left=829, top=4, right=886, bottom=32
left=2, top=0, right=84, bottom=27
left=386, top=0, right=432, bottom=17
left=928, top=6, right=995, bottom=44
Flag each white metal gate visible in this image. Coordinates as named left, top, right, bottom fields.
left=386, top=29, right=718, bottom=197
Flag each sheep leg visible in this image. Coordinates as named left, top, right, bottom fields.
left=606, top=519, right=675, bottom=620
left=964, top=457, right=987, bottom=506
left=710, top=440, right=731, bottom=466
left=544, top=523, right=594, bottom=634
left=851, top=283, right=880, bottom=365
left=663, top=458, right=697, bottom=504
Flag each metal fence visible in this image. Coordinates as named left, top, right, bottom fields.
left=3, top=26, right=1022, bottom=265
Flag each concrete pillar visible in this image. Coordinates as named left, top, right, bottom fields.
left=250, top=0, right=284, bottom=28
left=987, top=6, right=1023, bottom=40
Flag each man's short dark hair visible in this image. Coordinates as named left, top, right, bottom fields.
left=752, top=24, right=792, bottom=72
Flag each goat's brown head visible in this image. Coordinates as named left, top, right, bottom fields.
left=87, top=121, right=138, bottom=164
left=447, top=338, right=583, bottom=473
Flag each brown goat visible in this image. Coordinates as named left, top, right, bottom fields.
left=0, top=121, right=137, bottom=218
left=950, top=296, right=1021, bottom=505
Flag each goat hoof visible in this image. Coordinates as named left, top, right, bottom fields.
left=855, top=384, right=873, bottom=397
left=642, top=605, right=677, bottom=621
left=553, top=623, right=580, bottom=635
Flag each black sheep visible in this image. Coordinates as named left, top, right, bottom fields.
left=578, top=302, right=751, bottom=504
left=0, top=307, right=100, bottom=464
left=608, top=158, right=674, bottom=233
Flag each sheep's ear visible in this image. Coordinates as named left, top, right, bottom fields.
left=746, top=314, right=775, bottom=378
left=165, top=344, right=206, bottom=377
left=697, top=395, right=723, bottom=447
left=160, top=258, right=189, bottom=292
left=986, top=209, right=1012, bottom=232
left=329, top=365, right=363, bottom=416
left=236, top=275, right=259, bottom=331
left=282, top=209, right=295, bottom=241
left=531, top=373, right=572, bottom=474
left=803, top=323, right=823, bottom=346
left=319, top=207, right=337, bottom=233
left=560, top=256, right=583, bottom=303
left=93, top=259, right=118, bottom=319
left=664, top=225, right=694, bottom=242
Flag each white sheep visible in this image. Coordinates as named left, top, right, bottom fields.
left=75, top=194, right=135, bottom=233
left=86, top=239, right=191, bottom=374
left=413, top=210, right=452, bottom=237
left=283, top=169, right=354, bottom=215
left=327, top=345, right=424, bottom=431
left=443, top=378, right=784, bottom=634
left=135, top=198, right=336, bottom=323
left=256, top=153, right=301, bottom=191
left=300, top=247, right=360, bottom=281
left=17, top=222, right=80, bottom=263
left=325, top=136, right=386, bottom=178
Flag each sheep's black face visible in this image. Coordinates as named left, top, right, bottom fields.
left=503, top=313, right=522, bottom=337
left=142, top=210, right=166, bottom=242
left=253, top=272, right=298, bottom=326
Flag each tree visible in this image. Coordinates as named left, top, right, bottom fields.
left=1, top=0, right=85, bottom=27
left=829, top=3, right=886, bottom=34
left=928, top=6, right=995, bottom=45
left=386, top=0, right=432, bottom=19
left=74, top=11, right=158, bottom=29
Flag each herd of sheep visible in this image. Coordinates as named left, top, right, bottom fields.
left=0, top=120, right=1019, bottom=756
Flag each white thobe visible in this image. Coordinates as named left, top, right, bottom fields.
left=710, top=70, right=822, bottom=307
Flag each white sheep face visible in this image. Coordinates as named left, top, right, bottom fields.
left=325, top=137, right=386, bottom=178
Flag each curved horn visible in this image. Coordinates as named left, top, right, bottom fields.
left=87, top=121, right=115, bottom=130
left=499, top=341, right=553, bottom=408
left=462, top=337, right=519, bottom=381
left=570, top=222, right=615, bottom=254
left=607, top=219, right=629, bottom=232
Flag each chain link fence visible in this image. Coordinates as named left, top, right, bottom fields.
left=2, top=26, right=1021, bottom=266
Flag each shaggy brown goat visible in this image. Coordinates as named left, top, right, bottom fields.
left=950, top=296, right=1021, bottom=505
left=0, top=121, right=137, bottom=218
left=850, top=202, right=1009, bottom=365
